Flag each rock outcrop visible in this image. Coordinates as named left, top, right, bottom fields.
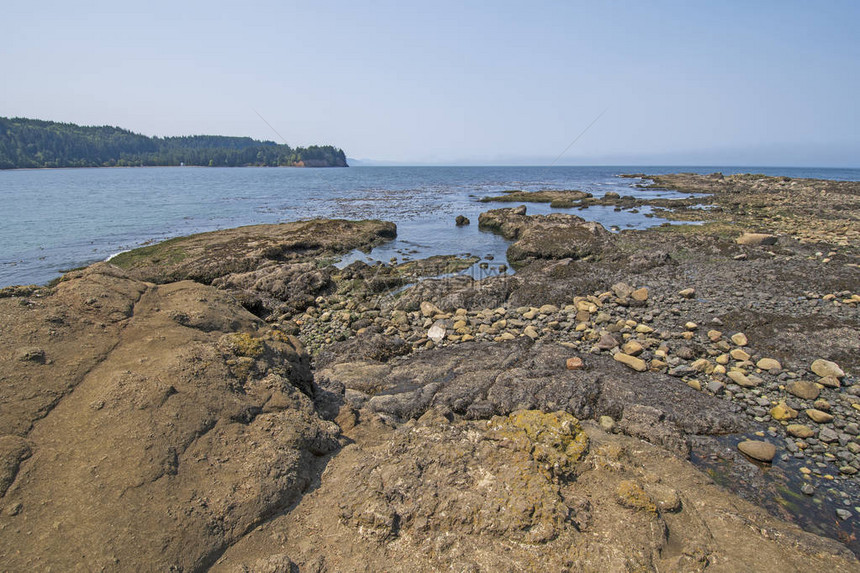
left=317, top=337, right=745, bottom=456
left=110, top=218, right=396, bottom=285
left=0, top=265, right=339, bottom=571
left=478, top=207, right=613, bottom=268
left=212, top=414, right=857, bottom=572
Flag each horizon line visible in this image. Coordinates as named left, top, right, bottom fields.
left=346, top=161, right=860, bottom=169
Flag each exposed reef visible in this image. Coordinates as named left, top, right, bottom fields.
left=639, top=172, right=860, bottom=246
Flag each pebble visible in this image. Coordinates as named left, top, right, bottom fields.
left=813, top=399, right=831, bottom=411
left=707, top=380, right=725, bottom=394
left=786, top=424, right=814, bottom=439
left=727, top=371, right=758, bottom=388
left=786, top=380, right=820, bottom=401
left=631, top=287, right=649, bottom=302
left=614, top=352, right=647, bottom=372
left=427, top=322, right=446, bottom=343
left=611, top=283, right=634, bottom=299
left=738, top=440, right=776, bottom=462
left=668, top=365, right=696, bottom=377
left=736, top=232, right=777, bottom=246
left=599, top=415, right=615, bottom=432
left=679, top=288, right=696, bottom=299
left=811, top=359, right=845, bottom=379
left=806, top=409, right=834, bottom=423
left=597, top=333, right=619, bottom=350
left=770, top=402, right=799, bottom=421
left=756, top=358, right=781, bottom=371
left=818, top=428, right=840, bottom=443
left=730, top=333, right=748, bottom=346
left=566, top=357, right=585, bottom=371
left=730, top=348, right=751, bottom=361
left=621, top=340, right=644, bottom=356
left=420, top=301, right=443, bottom=318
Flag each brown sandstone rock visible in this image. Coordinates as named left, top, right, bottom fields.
left=811, top=359, right=845, bottom=379
left=631, top=287, right=649, bottom=301
left=214, top=423, right=857, bottom=572
left=786, top=380, right=821, bottom=401
left=806, top=409, right=834, bottom=424
left=0, top=266, right=338, bottom=572
left=756, top=358, right=782, bottom=371
left=771, top=402, right=799, bottom=421
left=614, top=352, right=648, bottom=372
left=478, top=207, right=613, bottom=268
left=786, top=424, right=815, bottom=439
left=736, top=233, right=777, bottom=246
left=738, top=440, right=777, bottom=463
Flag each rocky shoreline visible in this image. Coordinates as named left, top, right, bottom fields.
left=1, top=173, right=858, bottom=570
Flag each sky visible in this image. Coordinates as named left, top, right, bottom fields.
left=3, top=1, right=859, bottom=166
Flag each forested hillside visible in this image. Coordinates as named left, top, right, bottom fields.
left=0, top=117, right=348, bottom=169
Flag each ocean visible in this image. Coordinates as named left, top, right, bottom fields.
left=1, top=165, right=858, bottom=287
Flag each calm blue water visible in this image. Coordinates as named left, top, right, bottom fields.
left=1, top=165, right=857, bottom=287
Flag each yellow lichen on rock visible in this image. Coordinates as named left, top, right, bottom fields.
left=488, top=410, right=588, bottom=479
left=218, top=332, right=264, bottom=357
left=616, top=479, right=658, bottom=513
left=770, top=401, right=799, bottom=421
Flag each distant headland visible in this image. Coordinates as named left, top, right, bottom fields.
left=0, top=117, right=348, bottom=169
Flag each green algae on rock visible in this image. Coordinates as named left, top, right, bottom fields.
left=111, top=219, right=397, bottom=284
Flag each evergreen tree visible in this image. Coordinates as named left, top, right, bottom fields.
left=0, top=117, right=348, bottom=169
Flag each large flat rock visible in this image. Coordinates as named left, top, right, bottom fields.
left=0, top=264, right=339, bottom=571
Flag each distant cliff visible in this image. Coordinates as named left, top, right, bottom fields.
left=0, top=117, right=348, bottom=169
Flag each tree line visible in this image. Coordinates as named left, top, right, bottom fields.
left=0, top=117, right=348, bottom=169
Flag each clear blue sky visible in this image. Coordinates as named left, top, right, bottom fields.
left=3, top=0, right=858, bottom=166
